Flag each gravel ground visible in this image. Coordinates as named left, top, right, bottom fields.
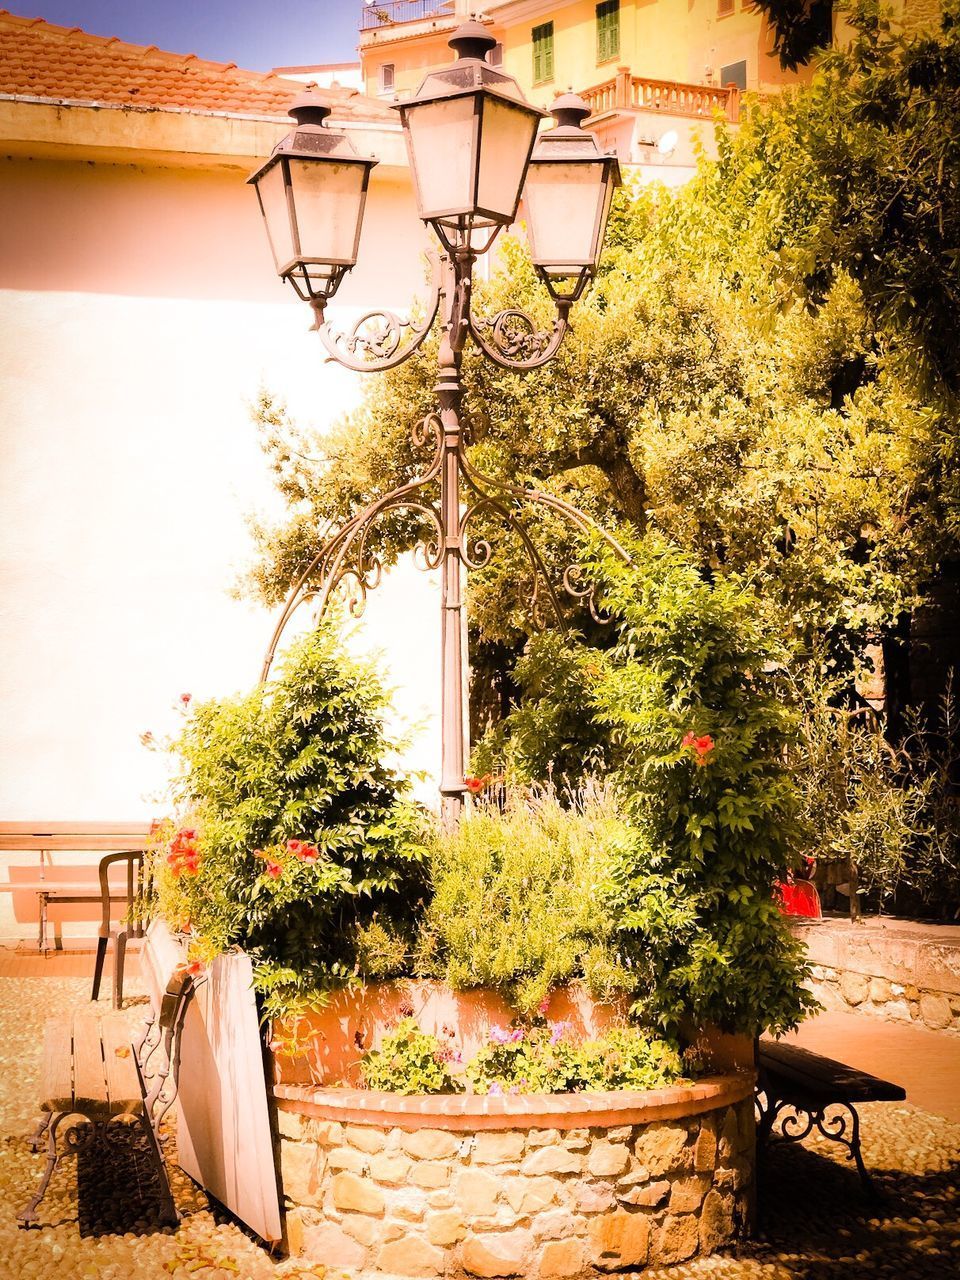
left=1, top=975, right=958, bottom=1280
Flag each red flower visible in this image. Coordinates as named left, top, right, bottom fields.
left=464, top=774, right=492, bottom=795
left=682, top=732, right=715, bottom=765
left=180, top=693, right=192, bottom=706
left=297, top=844, right=319, bottom=863
left=286, top=839, right=303, bottom=854
left=175, top=959, right=202, bottom=979
left=265, top=860, right=282, bottom=879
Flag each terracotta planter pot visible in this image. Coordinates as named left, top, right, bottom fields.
left=271, top=979, right=753, bottom=1087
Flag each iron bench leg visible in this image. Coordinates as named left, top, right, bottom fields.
left=757, top=1088, right=881, bottom=1200
left=18, top=1111, right=67, bottom=1228
left=26, top=1112, right=51, bottom=1153
left=138, top=1112, right=178, bottom=1226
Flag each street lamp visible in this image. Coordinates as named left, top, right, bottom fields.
left=248, top=94, right=377, bottom=313
left=252, top=24, right=628, bottom=827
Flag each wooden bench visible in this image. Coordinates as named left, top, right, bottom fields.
left=17, top=966, right=194, bottom=1229
left=0, top=824, right=151, bottom=1004
left=757, top=1038, right=906, bottom=1196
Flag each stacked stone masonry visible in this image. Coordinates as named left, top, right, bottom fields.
left=795, top=921, right=960, bottom=1034
left=277, top=1099, right=755, bottom=1276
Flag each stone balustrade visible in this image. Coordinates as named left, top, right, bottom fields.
left=581, top=69, right=740, bottom=123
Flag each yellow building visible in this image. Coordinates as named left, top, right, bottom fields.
left=358, top=0, right=810, bottom=175
left=360, top=0, right=809, bottom=104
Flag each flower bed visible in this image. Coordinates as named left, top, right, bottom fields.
left=273, top=1073, right=755, bottom=1276
left=268, top=982, right=755, bottom=1275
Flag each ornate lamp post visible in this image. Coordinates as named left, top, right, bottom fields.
left=249, top=23, right=628, bottom=827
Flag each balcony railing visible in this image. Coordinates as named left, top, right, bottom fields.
left=582, top=69, right=740, bottom=123
left=359, top=0, right=452, bottom=31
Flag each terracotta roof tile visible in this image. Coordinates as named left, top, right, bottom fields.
left=0, top=8, right=393, bottom=122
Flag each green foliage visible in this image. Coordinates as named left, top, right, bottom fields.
left=150, top=628, right=430, bottom=1021
left=792, top=664, right=960, bottom=913
left=790, top=659, right=930, bottom=906
left=750, top=0, right=833, bottom=71
left=465, top=1023, right=688, bottom=1095
left=416, top=787, right=633, bottom=1016
left=358, top=1018, right=689, bottom=1096
left=488, top=537, right=817, bottom=1036
left=583, top=536, right=818, bottom=1037
left=359, top=1019, right=463, bottom=1095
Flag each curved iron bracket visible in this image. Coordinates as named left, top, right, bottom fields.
left=315, top=253, right=443, bottom=372
left=467, top=299, right=571, bottom=371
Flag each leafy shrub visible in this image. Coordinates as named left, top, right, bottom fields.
left=790, top=660, right=930, bottom=913
left=358, top=1019, right=688, bottom=1096
left=150, top=627, right=429, bottom=1022
left=466, top=1022, right=687, bottom=1095
left=359, top=1019, right=463, bottom=1095
left=483, top=535, right=818, bottom=1037
left=415, top=786, right=633, bottom=1015
left=585, top=534, right=818, bottom=1038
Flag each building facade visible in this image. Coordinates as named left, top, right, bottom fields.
left=0, top=12, right=440, bottom=843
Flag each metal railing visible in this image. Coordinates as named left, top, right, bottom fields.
left=581, top=68, right=740, bottom=122
left=359, top=0, right=452, bottom=31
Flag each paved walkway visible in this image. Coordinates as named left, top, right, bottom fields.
left=788, top=1009, right=960, bottom=1123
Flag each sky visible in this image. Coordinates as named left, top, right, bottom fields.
left=11, top=0, right=363, bottom=71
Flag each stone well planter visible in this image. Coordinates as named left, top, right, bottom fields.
left=269, top=982, right=756, bottom=1276
left=273, top=1076, right=755, bottom=1276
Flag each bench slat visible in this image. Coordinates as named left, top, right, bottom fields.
left=39, top=1017, right=74, bottom=1112
left=100, top=1016, right=143, bottom=1116
left=759, top=1039, right=906, bottom=1103
left=73, top=1014, right=108, bottom=1112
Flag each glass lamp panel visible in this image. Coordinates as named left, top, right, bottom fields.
left=405, top=96, right=477, bottom=219
left=256, top=160, right=295, bottom=273
left=287, top=158, right=367, bottom=265
left=525, top=160, right=604, bottom=268
left=476, top=97, right=538, bottom=224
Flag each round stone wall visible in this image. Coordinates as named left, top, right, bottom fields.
left=273, top=1075, right=755, bottom=1276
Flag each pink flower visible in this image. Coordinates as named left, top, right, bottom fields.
left=508, top=1085, right=520, bottom=1096
left=488, top=1025, right=510, bottom=1045
left=265, top=860, right=282, bottom=879
left=549, top=1021, right=569, bottom=1045
left=488, top=1082, right=503, bottom=1096
left=286, top=839, right=303, bottom=854
left=509, top=1028, right=525, bottom=1043
left=537, top=995, right=551, bottom=1016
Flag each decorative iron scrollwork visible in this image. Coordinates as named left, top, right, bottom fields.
left=261, top=407, right=631, bottom=681
left=468, top=301, right=571, bottom=371
left=316, top=256, right=443, bottom=372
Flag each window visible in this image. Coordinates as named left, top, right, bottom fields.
left=488, top=41, right=504, bottom=67
left=379, top=62, right=395, bottom=93
left=596, top=0, right=620, bottom=63
left=717, top=0, right=735, bottom=16
left=532, top=22, right=554, bottom=83
left=719, top=59, right=747, bottom=90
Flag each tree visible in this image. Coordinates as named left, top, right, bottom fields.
left=246, top=3, right=956, bottom=739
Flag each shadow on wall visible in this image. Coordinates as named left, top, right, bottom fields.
left=0, top=158, right=426, bottom=306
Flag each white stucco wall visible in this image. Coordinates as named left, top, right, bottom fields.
left=0, top=151, right=441, bottom=853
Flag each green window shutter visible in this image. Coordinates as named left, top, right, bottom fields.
left=533, top=21, right=554, bottom=82
left=596, top=0, right=619, bottom=63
